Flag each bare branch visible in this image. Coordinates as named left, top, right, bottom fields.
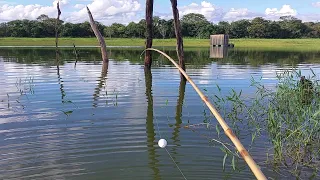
left=87, top=6, right=108, bottom=63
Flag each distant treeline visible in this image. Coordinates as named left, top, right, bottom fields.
left=0, top=13, right=319, bottom=39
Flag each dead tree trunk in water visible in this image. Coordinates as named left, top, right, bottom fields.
left=145, top=0, right=154, bottom=69
left=55, top=2, right=65, bottom=102
left=170, top=0, right=185, bottom=78
left=55, top=2, right=61, bottom=54
left=55, top=1, right=61, bottom=67
left=55, top=2, right=61, bottom=72
left=87, top=7, right=109, bottom=63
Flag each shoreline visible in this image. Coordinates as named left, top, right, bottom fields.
left=0, top=38, right=319, bottom=51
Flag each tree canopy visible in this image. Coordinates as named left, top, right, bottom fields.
left=0, top=14, right=319, bottom=39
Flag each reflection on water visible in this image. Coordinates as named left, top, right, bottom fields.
left=1, top=48, right=320, bottom=67
left=144, top=69, right=161, bottom=180
left=93, top=62, right=108, bottom=108
left=172, top=79, right=186, bottom=149
left=210, top=47, right=228, bottom=59
left=0, top=47, right=320, bottom=179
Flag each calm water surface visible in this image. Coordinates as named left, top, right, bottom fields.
left=1, top=48, right=320, bottom=179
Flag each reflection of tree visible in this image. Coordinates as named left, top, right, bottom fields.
left=171, top=79, right=186, bottom=156
left=93, top=62, right=108, bottom=108
left=56, top=51, right=65, bottom=102
left=1, top=48, right=320, bottom=67
left=144, top=69, right=161, bottom=179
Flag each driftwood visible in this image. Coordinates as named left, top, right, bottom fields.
left=87, top=6, right=108, bottom=63
left=144, top=0, right=154, bottom=69
left=170, top=0, right=185, bottom=74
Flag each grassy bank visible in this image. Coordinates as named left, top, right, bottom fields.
left=0, top=38, right=319, bottom=51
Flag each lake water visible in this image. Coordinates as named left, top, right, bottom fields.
left=1, top=47, right=320, bottom=180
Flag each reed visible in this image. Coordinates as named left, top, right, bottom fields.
left=209, top=69, right=320, bottom=178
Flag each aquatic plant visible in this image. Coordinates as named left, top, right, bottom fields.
left=209, top=69, right=320, bottom=179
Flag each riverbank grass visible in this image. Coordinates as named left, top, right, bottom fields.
left=0, top=38, right=319, bottom=51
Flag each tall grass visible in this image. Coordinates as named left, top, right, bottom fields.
left=207, top=69, right=320, bottom=178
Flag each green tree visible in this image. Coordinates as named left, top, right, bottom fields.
left=0, top=23, right=8, bottom=37
left=216, top=21, right=230, bottom=34
left=230, top=19, right=251, bottom=38
left=166, top=19, right=175, bottom=38
left=266, top=22, right=282, bottom=38
left=104, top=26, right=114, bottom=38
left=158, top=19, right=168, bottom=39
left=109, top=23, right=126, bottom=38
left=278, top=16, right=307, bottom=38
left=181, top=13, right=208, bottom=24
left=7, top=20, right=30, bottom=37
left=248, top=17, right=269, bottom=38
left=181, top=13, right=211, bottom=38
left=125, top=22, right=141, bottom=38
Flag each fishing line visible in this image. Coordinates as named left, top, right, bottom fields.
left=154, top=115, right=162, bottom=139
left=165, top=147, right=187, bottom=180
left=154, top=114, right=187, bottom=180
left=143, top=48, right=267, bottom=180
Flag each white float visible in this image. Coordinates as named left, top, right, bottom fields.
left=158, top=139, right=167, bottom=148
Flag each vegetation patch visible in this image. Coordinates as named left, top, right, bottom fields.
left=203, top=69, right=320, bottom=179
left=1, top=38, right=320, bottom=51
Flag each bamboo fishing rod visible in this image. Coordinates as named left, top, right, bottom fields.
left=144, top=48, right=267, bottom=180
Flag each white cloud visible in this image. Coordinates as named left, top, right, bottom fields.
left=312, top=2, right=320, bottom=7
left=53, top=0, right=68, bottom=6
left=297, top=13, right=320, bottom=22
left=74, top=4, right=85, bottom=9
left=0, top=0, right=69, bottom=22
left=179, top=1, right=224, bottom=22
left=265, top=5, right=297, bottom=17
left=0, top=0, right=16, bottom=5
left=263, top=4, right=320, bottom=22
left=67, top=0, right=142, bottom=25
left=0, top=1, right=319, bottom=25
left=178, top=1, right=261, bottom=22
left=223, top=8, right=261, bottom=21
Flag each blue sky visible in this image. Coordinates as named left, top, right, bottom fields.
left=0, top=0, right=319, bottom=24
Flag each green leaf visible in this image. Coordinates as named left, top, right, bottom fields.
left=232, top=156, right=236, bottom=170
left=313, top=109, right=320, bottom=117
left=214, top=95, right=221, bottom=101
left=62, top=100, right=72, bottom=103
left=223, top=153, right=228, bottom=171
left=216, top=124, right=220, bottom=137
left=220, top=147, right=226, bottom=154
left=216, top=84, right=221, bottom=92
left=251, top=132, right=256, bottom=144
left=63, top=110, right=73, bottom=116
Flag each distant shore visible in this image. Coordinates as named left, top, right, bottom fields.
left=0, top=38, right=319, bottom=51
